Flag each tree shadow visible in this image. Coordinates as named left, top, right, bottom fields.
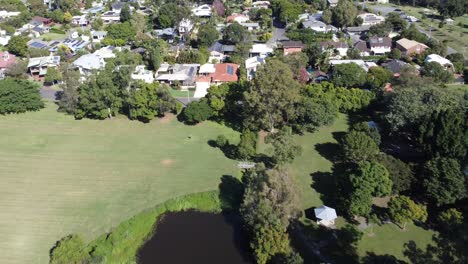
left=251, top=153, right=274, bottom=169
left=361, top=252, right=407, bottom=264
left=207, top=140, right=238, bottom=160
left=315, top=142, right=342, bottom=163
left=218, top=175, right=244, bottom=212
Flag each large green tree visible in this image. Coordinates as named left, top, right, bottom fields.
left=438, top=0, right=467, bottom=18
left=377, top=154, right=414, bottom=194
left=6, top=35, right=28, bottom=57
left=332, top=63, right=367, bottom=88
left=388, top=196, right=428, bottom=230
left=331, top=0, right=358, bottom=28
left=197, top=24, right=219, bottom=48
left=244, top=59, right=300, bottom=131
left=351, top=161, right=393, bottom=198
left=237, top=129, right=258, bottom=160
left=266, top=127, right=302, bottom=165
left=119, top=3, right=131, bottom=22
left=182, top=98, right=214, bottom=124
left=342, top=131, right=380, bottom=163
left=0, top=78, right=43, bottom=114
left=222, top=22, right=250, bottom=44
left=422, top=157, right=466, bottom=206
left=421, top=61, right=454, bottom=83
left=58, top=64, right=81, bottom=115
left=127, top=82, right=159, bottom=122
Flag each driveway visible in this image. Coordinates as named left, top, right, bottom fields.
left=268, top=19, right=288, bottom=45
left=40, top=86, right=61, bottom=101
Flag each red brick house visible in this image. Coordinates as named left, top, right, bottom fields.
left=282, top=41, right=305, bottom=56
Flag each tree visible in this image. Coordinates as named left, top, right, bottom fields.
left=156, top=3, right=191, bottom=28
left=446, top=53, right=464, bottom=73
left=388, top=196, right=428, bottom=229
left=438, top=0, right=467, bottom=18
left=0, top=78, right=43, bottom=114
left=348, top=186, right=373, bottom=217
left=5, top=60, right=28, bottom=79
left=377, top=154, right=414, bottom=194
left=271, top=0, right=303, bottom=23
left=350, top=121, right=381, bottom=146
left=237, top=129, right=258, bottom=160
left=50, top=234, right=89, bottom=264
left=58, top=64, right=80, bottom=115
left=120, top=3, right=131, bottom=22
left=351, top=161, right=392, bottom=197
left=63, top=11, right=72, bottom=24
left=266, top=127, right=302, bottom=165
left=74, top=72, right=123, bottom=120
left=422, top=157, right=466, bottom=206
left=222, top=22, right=250, bottom=44
left=6, top=35, right=28, bottom=57
left=332, top=63, right=367, bottom=88
left=322, top=9, right=332, bottom=24
left=270, top=253, right=304, bottom=264
left=44, top=67, right=61, bottom=84
left=106, top=22, right=136, bottom=43
left=293, top=96, right=338, bottom=133
left=197, top=24, right=219, bottom=48
left=342, top=131, right=380, bottom=163
left=244, top=59, right=300, bottom=131
left=366, top=66, right=393, bottom=90
left=182, top=99, right=214, bottom=124
left=391, top=48, right=402, bottom=60
left=241, top=165, right=298, bottom=263
left=127, top=82, right=159, bottom=122
left=438, top=208, right=463, bottom=231
left=421, top=61, right=454, bottom=83
left=331, top=0, right=358, bottom=28
left=418, top=109, right=467, bottom=161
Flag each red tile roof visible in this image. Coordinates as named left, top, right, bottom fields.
left=0, top=52, right=17, bottom=69
left=211, top=63, right=239, bottom=82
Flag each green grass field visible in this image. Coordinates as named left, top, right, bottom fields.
left=0, top=103, right=239, bottom=264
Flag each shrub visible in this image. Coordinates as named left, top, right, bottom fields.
left=0, top=78, right=44, bottom=114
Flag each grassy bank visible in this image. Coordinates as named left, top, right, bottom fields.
left=85, top=191, right=223, bottom=263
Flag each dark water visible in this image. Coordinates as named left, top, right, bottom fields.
left=137, top=211, right=253, bottom=264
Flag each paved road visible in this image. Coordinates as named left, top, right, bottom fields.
left=268, top=19, right=288, bottom=45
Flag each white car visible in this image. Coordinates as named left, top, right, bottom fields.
left=407, top=16, right=419, bottom=22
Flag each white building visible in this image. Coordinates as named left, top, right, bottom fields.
left=0, top=10, right=20, bottom=19
left=329, top=60, right=378, bottom=72
left=131, top=65, right=154, bottom=83
left=302, top=20, right=337, bottom=33
left=424, top=54, right=454, bottom=70
left=0, top=30, right=11, bottom=46
left=73, top=54, right=106, bottom=76
left=178, top=19, right=193, bottom=34
left=245, top=56, right=265, bottom=81
left=192, top=4, right=212, bottom=17
left=314, top=206, right=337, bottom=227
left=369, top=37, right=392, bottom=55
left=249, top=44, right=273, bottom=58
left=357, top=13, right=386, bottom=26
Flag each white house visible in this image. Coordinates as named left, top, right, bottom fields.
left=302, top=20, right=337, bottom=33
left=93, top=46, right=118, bottom=59
left=314, top=206, right=337, bottom=227
left=0, top=10, right=20, bottom=19
left=226, top=13, right=249, bottom=23
left=424, top=54, right=454, bottom=70
left=131, top=65, right=154, bottom=83
left=328, top=0, right=339, bottom=7
left=249, top=44, right=273, bottom=58
left=73, top=54, right=106, bottom=76
left=192, top=4, right=212, bottom=17
left=357, top=13, right=386, bottom=26
left=178, top=19, right=194, bottom=34
left=0, top=30, right=11, bottom=46
left=245, top=56, right=265, bottom=80
left=101, top=11, right=121, bottom=24
left=91, top=31, right=108, bottom=42
left=369, top=37, right=392, bottom=55
left=320, top=41, right=349, bottom=58
left=240, top=22, right=260, bottom=31
left=251, top=1, right=271, bottom=9
left=72, top=15, right=89, bottom=27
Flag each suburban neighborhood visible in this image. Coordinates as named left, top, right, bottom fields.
left=0, top=0, right=466, bottom=263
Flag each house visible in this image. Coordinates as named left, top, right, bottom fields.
left=357, top=13, right=385, bottom=26
left=31, top=16, right=52, bottom=26
left=444, top=18, right=454, bottom=25
left=198, top=63, right=216, bottom=76
left=240, top=22, right=260, bottom=31
left=178, top=19, right=193, bottom=35
left=353, top=40, right=370, bottom=57
left=424, top=54, right=453, bottom=70
left=346, top=25, right=371, bottom=36
left=93, top=46, right=118, bottom=59
left=314, top=206, right=337, bottom=227
left=0, top=52, right=16, bottom=79
left=156, top=63, right=200, bottom=87
left=251, top=1, right=271, bottom=9
left=320, top=41, right=349, bottom=57
left=369, top=37, right=392, bottom=55
left=382, top=59, right=411, bottom=77
left=208, top=42, right=235, bottom=62
left=155, top=28, right=176, bottom=42
left=245, top=56, right=266, bottom=80
left=101, top=11, right=121, bottom=24
left=0, top=30, right=11, bottom=46
left=249, top=44, right=273, bottom=58
left=329, top=60, right=378, bottom=72
left=92, top=31, right=108, bottom=42
left=0, top=10, right=20, bottom=19
left=194, top=63, right=239, bottom=98
left=192, top=4, right=212, bottom=17
left=27, top=40, right=49, bottom=49
left=131, top=65, right=154, bottom=83
left=72, top=53, right=106, bottom=76
left=49, top=39, right=90, bottom=54
left=396, top=38, right=429, bottom=56
left=27, top=56, right=60, bottom=78
left=302, top=20, right=337, bottom=33
left=72, top=15, right=89, bottom=27
left=82, top=6, right=105, bottom=16
left=328, top=0, right=339, bottom=7
left=111, top=2, right=125, bottom=14
left=226, top=13, right=249, bottom=23
left=282, top=40, right=305, bottom=55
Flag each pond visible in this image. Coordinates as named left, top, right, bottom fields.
left=137, top=211, right=253, bottom=264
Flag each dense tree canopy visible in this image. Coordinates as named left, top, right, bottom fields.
left=332, top=63, right=367, bottom=88
left=182, top=99, right=214, bottom=124
left=58, top=64, right=80, bottom=115
left=421, top=62, right=454, bottom=83
left=0, top=78, right=43, bottom=114
left=266, top=127, right=302, bottom=165
left=438, top=0, right=467, bottom=18
left=197, top=24, right=220, bottom=48
left=342, top=131, right=380, bottom=163
left=388, top=196, right=427, bottom=229
left=351, top=161, right=393, bottom=197
left=6, top=35, right=28, bottom=57
left=222, top=22, right=250, bottom=44
left=330, top=0, right=358, bottom=28
left=422, top=157, right=466, bottom=206
left=377, top=154, right=414, bottom=194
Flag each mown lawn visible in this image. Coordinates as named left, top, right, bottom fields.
left=0, top=102, right=239, bottom=264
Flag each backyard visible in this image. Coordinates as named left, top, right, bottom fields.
left=0, top=102, right=239, bottom=264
